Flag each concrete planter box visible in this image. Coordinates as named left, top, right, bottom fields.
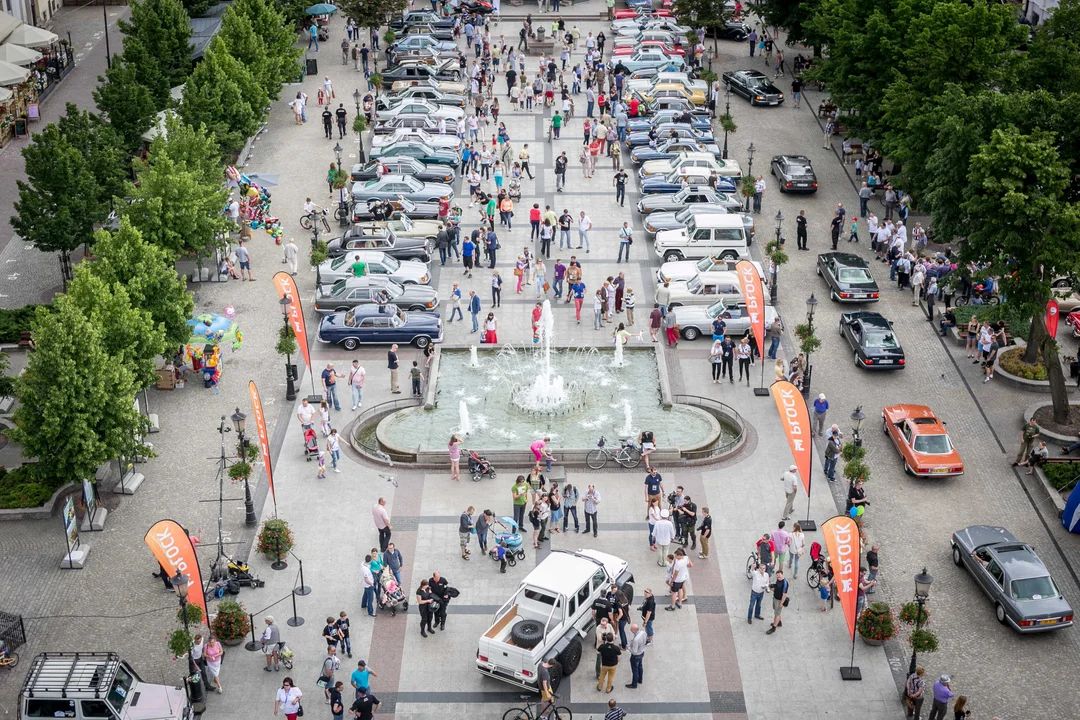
left=994, top=345, right=1076, bottom=394
left=1023, top=400, right=1080, bottom=443
left=0, top=482, right=79, bottom=522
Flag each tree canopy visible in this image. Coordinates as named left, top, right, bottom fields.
left=118, top=0, right=194, bottom=109
left=180, top=37, right=268, bottom=156
left=338, top=0, right=407, bottom=30
left=230, top=0, right=303, bottom=99
left=94, top=57, right=159, bottom=153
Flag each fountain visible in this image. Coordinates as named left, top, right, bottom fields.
left=458, top=400, right=471, bottom=435
left=507, top=300, right=588, bottom=415
left=620, top=400, right=633, bottom=437
left=469, top=345, right=480, bottom=368
left=613, top=333, right=625, bottom=367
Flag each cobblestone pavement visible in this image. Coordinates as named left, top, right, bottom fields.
left=0, top=4, right=130, bottom=309
left=1, top=9, right=1074, bottom=720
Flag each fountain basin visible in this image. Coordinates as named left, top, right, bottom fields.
left=374, top=347, right=733, bottom=457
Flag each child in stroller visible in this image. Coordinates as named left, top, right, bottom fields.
left=303, top=428, right=320, bottom=461
left=489, top=517, right=526, bottom=563
left=378, top=572, right=409, bottom=616
left=468, top=450, right=497, bottom=482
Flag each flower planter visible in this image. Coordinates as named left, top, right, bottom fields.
left=860, top=634, right=885, bottom=646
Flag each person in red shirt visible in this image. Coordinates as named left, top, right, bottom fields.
left=629, top=97, right=639, bottom=117
left=531, top=302, right=543, bottom=342
left=529, top=203, right=542, bottom=239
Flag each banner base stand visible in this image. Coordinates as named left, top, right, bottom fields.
left=271, top=559, right=288, bottom=570
left=294, top=585, right=312, bottom=596
left=840, top=666, right=862, bottom=681
left=60, top=544, right=91, bottom=569
left=799, top=519, right=817, bottom=532
left=753, top=387, right=770, bottom=397
left=287, top=615, right=305, bottom=627
left=80, top=508, right=108, bottom=532
left=244, top=639, right=261, bottom=651
left=306, top=394, right=324, bottom=405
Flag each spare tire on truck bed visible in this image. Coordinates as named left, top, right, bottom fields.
left=511, top=619, right=544, bottom=649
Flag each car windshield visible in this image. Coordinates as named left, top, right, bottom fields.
left=330, top=256, right=348, bottom=271
left=675, top=208, right=694, bottom=223
left=838, top=268, right=873, bottom=283
left=364, top=179, right=383, bottom=189
left=344, top=309, right=357, bottom=327
left=383, top=255, right=400, bottom=271
left=686, top=277, right=702, bottom=293
left=707, top=300, right=736, bottom=317
left=912, top=435, right=952, bottom=454
left=330, top=280, right=349, bottom=296
left=695, top=257, right=716, bottom=272
left=107, top=665, right=136, bottom=712
left=400, top=198, right=418, bottom=212
left=864, top=332, right=898, bottom=349
left=1011, top=576, right=1059, bottom=602
left=399, top=215, right=414, bottom=231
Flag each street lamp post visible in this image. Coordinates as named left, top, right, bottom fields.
left=745, top=142, right=756, bottom=211
left=908, top=568, right=934, bottom=676
left=722, top=88, right=732, bottom=159
left=770, top=210, right=783, bottom=305
left=231, top=408, right=257, bottom=526
left=851, top=406, right=866, bottom=447
left=172, top=570, right=206, bottom=714
left=103, top=1, right=111, bottom=70
left=352, top=89, right=367, bottom=163
left=803, top=293, right=818, bottom=395
left=280, top=296, right=298, bottom=401
left=333, top=142, right=349, bottom=227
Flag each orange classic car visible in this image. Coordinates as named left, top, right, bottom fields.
left=882, top=404, right=964, bottom=477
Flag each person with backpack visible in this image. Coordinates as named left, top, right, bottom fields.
left=765, top=569, right=789, bottom=634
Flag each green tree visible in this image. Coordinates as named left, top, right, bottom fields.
left=11, top=123, right=101, bottom=282
left=216, top=8, right=274, bottom=100
left=122, top=141, right=229, bottom=257
left=9, top=298, right=142, bottom=487
left=181, top=0, right=214, bottom=17
left=1019, top=0, right=1080, bottom=98
left=93, top=57, right=159, bottom=153
left=143, top=113, right=225, bottom=189
left=750, top=0, right=828, bottom=49
left=231, top=0, right=303, bottom=100
left=56, top=103, right=127, bottom=214
left=672, top=0, right=729, bottom=51
left=88, top=217, right=194, bottom=350
left=118, top=0, right=194, bottom=108
left=339, top=0, right=407, bottom=35
left=180, top=38, right=268, bottom=156
left=959, top=127, right=1080, bottom=422
left=276, top=0, right=311, bottom=28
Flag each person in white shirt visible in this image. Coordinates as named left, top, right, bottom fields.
left=283, top=238, right=299, bottom=275
left=594, top=616, right=613, bottom=679
left=781, top=465, right=799, bottom=520
left=438, top=117, right=447, bottom=135
left=582, top=484, right=600, bottom=536
left=273, top=678, right=302, bottom=719
left=789, top=522, right=806, bottom=577
left=667, top=548, right=692, bottom=609
left=753, top=176, right=766, bottom=213
left=360, top=557, right=376, bottom=617
left=748, top=565, right=769, bottom=623
left=652, top=510, right=676, bottom=567
left=348, top=360, right=366, bottom=410
left=297, top=399, right=315, bottom=429
left=577, top=212, right=592, bottom=251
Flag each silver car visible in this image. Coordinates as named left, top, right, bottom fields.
left=669, top=298, right=778, bottom=341
left=371, top=127, right=463, bottom=152
left=315, top=251, right=430, bottom=288
left=314, top=276, right=440, bottom=315
left=951, top=525, right=1074, bottom=632
left=659, top=272, right=744, bottom=309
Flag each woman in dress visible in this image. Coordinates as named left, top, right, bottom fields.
left=648, top=496, right=662, bottom=551
left=273, top=677, right=303, bottom=720
left=448, top=434, right=462, bottom=481
left=204, top=635, right=224, bottom=694
left=484, top=313, right=498, bottom=345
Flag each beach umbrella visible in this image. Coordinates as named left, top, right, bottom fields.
left=0, top=43, right=42, bottom=66
left=0, top=86, right=11, bottom=101
left=305, top=3, right=337, bottom=14
left=0, top=59, right=30, bottom=86
left=4, top=24, right=58, bottom=49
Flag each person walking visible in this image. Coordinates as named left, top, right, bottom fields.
left=360, top=557, right=377, bottom=617
left=652, top=510, right=675, bottom=567
left=617, top=223, right=632, bottom=263
left=765, top=568, right=789, bottom=634
left=667, top=548, right=692, bottom=609
left=373, top=498, right=392, bottom=551
left=387, top=345, right=400, bottom=394
left=283, top=238, right=298, bottom=274
left=520, top=144, right=534, bottom=179
left=1014, top=418, right=1040, bottom=467
left=583, top=484, right=600, bottom=536
left=273, top=677, right=303, bottom=720
left=468, top=291, right=482, bottom=333
left=697, top=507, right=712, bottom=560
left=459, top=506, right=475, bottom=560
left=596, top=633, right=621, bottom=693
left=766, top=316, right=783, bottom=359
left=753, top=175, right=765, bottom=213
left=748, top=563, right=768, bottom=624
left=322, top=363, right=341, bottom=411
left=663, top=309, right=679, bottom=347
left=235, top=241, right=255, bottom=281
left=326, top=429, right=342, bottom=473
left=204, top=635, right=223, bottom=693
left=577, top=211, right=592, bottom=252
left=813, top=393, right=828, bottom=437
left=736, top=336, right=752, bottom=383
left=905, top=667, right=927, bottom=720
left=781, top=465, right=798, bottom=520
left=927, top=675, right=954, bottom=720
left=625, top=623, right=646, bottom=688
left=789, top=522, right=805, bottom=577
left=416, top=579, right=435, bottom=637
left=866, top=544, right=880, bottom=593
left=614, top=168, right=628, bottom=207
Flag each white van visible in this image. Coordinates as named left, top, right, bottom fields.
left=653, top=214, right=749, bottom=263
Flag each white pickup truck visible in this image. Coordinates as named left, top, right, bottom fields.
left=476, top=549, right=635, bottom=692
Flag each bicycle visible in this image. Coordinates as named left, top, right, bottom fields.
left=502, top=693, right=572, bottom=720
left=0, top=641, right=20, bottom=670
left=300, top=209, right=331, bottom=233
left=745, top=552, right=757, bottom=580
left=585, top=435, right=641, bottom=469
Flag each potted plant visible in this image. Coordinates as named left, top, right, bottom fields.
left=167, top=627, right=194, bottom=659
left=310, top=240, right=329, bottom=268
left=793, top=323, right=821, bottom=356
left=739, top=175, right=755, bottom=207
left=276, top=324, right=298, bottom=358
left=177, top=602, right=205, bottom=626
left=856, top=601, right=896, bottom=645
left=257, top=518, right=295, bottom=559
left=368, top=73, right=384, bottom=96
left=352, top=114, right=367, bottom=135
left=210, top=600, right=252, bottom=645
left=908, top=627, right=939, bottom=654
left=898, top=602, right=930, bottom=626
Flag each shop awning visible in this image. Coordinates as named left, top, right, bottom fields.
left=0, top=58, right=30, bottom=86
left=4, top=24, right=57, bottom=49
left=0, top=43, right=42, bottom=66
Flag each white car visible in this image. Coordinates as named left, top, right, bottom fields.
left=672, top=298, right=779, bottom=341
left=658, top=257, right=765, bottom=285
left=374, top=98, right=465, bottom=123
left=640, top=154, right=742, bottom=180
left=371, top=127, right=463, bottom=151
left=624, top=71, right=708, bottom=97
left=659, top=271, right=746, bottom=308
left=315, top=250, right=431, bottom=288
left=477, top=549, right=634, bottom=692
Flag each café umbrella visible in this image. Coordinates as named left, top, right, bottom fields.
left=0, top=59, right=30, bottom=86
left=305, top=3, right=337, bottom=14
left=4, top=23, right=58, bottom=49
left=0, top=43, right=42, bottom=66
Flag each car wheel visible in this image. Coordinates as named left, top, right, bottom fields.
left=450, top=71, right=461, bottom=80
left=882, top=417, right=889, bottom=434
left=854, top=350, right=861, bottom=367
left=830, top=291, right=839, bottom=302
left=548, top=659, right=564, bottom=690
left=721, top=251, right=738, bottom=260
left=668, top=302, right=681, bottom=309
left=408, top=305, right=426, bottom=312
left=558, top=638, right=582, bottom=675
left=681, top=326, right=700, bottom=341
left=511, top=620, right=544, bottom=649
left=1053, top=278, right=1071, bottom=289
left=839, top=321, right=845, bottom=338
left=952, top=544, right=963, bottom=567
left=620, top=583, right=634, bottom=606
left=664, top=251, right=683, bottom=263
left=904, top=462, right=915, bottom=476
left=778, top=184, right=785, bottom=194
left=414, top=336, right=431, bottom=348
left=816, top=265, right=822, bottom=276
left=336, top=307, right=350, bottom=312
left=995, top=603, right=1008, bottom=625
left=343, top=338, right=360, bottom=351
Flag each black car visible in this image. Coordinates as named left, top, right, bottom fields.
left=722, top=69, right=784, bottom=106
left=839, top=312, right=906, bottom=369
left=351, top=158, right=455, bottom=184
left=703, top=22, right=751, bottom=41
left=388, top=10, right=455, bottom=31
left=326, top=226, right=432, bottom=263
left=373, top=113, right=441, bottom=135
left=381, top=61, right=462, bottom=88
left=771, top=155, right=819, bottom=193
left=816, top=252, right=881, bottom=303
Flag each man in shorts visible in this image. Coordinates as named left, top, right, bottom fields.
left=766, top=569, right=789, bottom=634
left=235, top=240, right=254, bottom=281
left=459, top=506, right=474, bottom=560
left=260, top=615, right=280, bottom=671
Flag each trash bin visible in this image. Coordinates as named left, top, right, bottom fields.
left=306, top=57, right=318, bottom=76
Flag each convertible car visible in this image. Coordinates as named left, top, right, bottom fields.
left=313, top=276, right=440, bottom=314
left=626, top=109, right=711, bottom=134
left=315, top=250, right=430, bottom=288
left=722, top=69, right=784, bottom=105
left=673, top=298, right=779, bottom=341
left=630, top=139, right=720, bottom=165
left=317, top=304, right=443, bottom=349
left=371, top=127, right=463, bottom=152
left=838, top=311, right=905, bottom=369
left=350, top=174, right=454, bottom=204
left=351, top=158, right=455, bottom=185
left=640, top=170, right=736, bottom=195
left=951, top=525, right=1073, bottom=632
left=368, top=141, right=460, bottom=169
left=816, top=252, right=881, bottom=302
left=627, top=123, right=715, bottom=148
left=637, top=185, right=733, bottom=215
left=882, top=404, right=964, bottom=476
left=350, top=196, right=442, bottom=222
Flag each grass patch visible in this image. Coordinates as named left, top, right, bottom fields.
left=951, top=302, right=1031, bottom=341
left=0, top=465, right=63, bottom=509
left=1043, top=462, right=1080, bottom=492
left=998, top=346, right=1047, bottom=381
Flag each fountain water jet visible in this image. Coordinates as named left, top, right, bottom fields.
left=620, top=400, right=633, bottom=437
left=469, top=345, right=480, bottom=368
left=506, top=300, right=589, bottom=415
left=458, top=400, right=471, bottom=435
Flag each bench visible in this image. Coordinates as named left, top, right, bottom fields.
left=1044, top=456, right=1080, bottom=464
left=818, top=101, right=836, bottom=118
left=17, top=331, right=33, bottom=349
left=848, top=142, right=864, bottom=157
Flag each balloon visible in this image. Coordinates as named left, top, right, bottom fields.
left=224, top=305, right=236, bottom=319
left=849, top=506, right=859, bottom=518
left=856, top=505, right=865, bottom=517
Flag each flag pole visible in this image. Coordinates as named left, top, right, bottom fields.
left=841, top=632, right=861, bottom=680
left=801, top=465, right=816, bottom=532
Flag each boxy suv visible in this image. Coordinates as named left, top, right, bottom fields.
left=476, top=549, right=634, bottom=692
left=20, top=652, right=192, bottom=720
left=653, top=214, right=749, bottom=263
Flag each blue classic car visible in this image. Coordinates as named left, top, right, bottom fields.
left=630, top=138, right=721, bottom=165
left=640, top=169, right=737, bottom=195
left=626, top=123, right=715, bottom=149
left=626, top=109, right=712, bottom=134
left=317, top=304, right=443, bottom=349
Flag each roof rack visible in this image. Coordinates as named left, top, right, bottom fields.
left=21, top=652, right=121, bottom=699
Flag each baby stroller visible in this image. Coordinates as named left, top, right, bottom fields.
left=303, top=428, right=320, bottom=461
left=468, top=450, right=497, bottom=482
left=507, top=177, right=522, bottom=201
left=378, top=572, right=409, bottom=616
left=489, top=517, right=527, bottom=562
left=806, top=541, right=829, bottom=588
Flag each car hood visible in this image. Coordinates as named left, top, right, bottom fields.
left=119, top=684, right=189, bottom=720
left=643, top=210, right=682, bottom=230
left=954, top=525, right=1017, bottom=551
left=653, top=228, right=687, bottom=245
left=638, top=194, right=679, bottom=209
left=657, top=260, right=700, bottom=281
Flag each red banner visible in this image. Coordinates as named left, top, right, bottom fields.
left=770, top=380, right=812, bottom=494
left=736, top=260, right=765, bottom=357
left=822, top=515, right=861, bottom=641
left=145, top=520, right=206, bottom=624
left=1047, top=299, right=1060, bottom=338
left=273, top=271, right=311, bottom=378
left=249, top=381, right=276, bottom=513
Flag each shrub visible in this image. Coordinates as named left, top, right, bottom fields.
left=1042, top=462, right=1080, bottom=491
left=793, top=323, right=821, bottom=356
left=178, top=602, right=205, bottom=626
left=256, top=518, right=294, bottom=557
left=0, top=304, right=52, bottom=343
left=229, top=461, right=252, bottom=483
left=276, top=324, right=297, bottom=357
left=856, top=602, right=896, bottom=641
left=310, top=240, right=329, bottom=267
left=898, top=601, right=930, bottom=626
left=950, top=302, right=1031, bottom=342
left=210, top=600, right=251, bottom=643
left=908, top=627, right=939, bottom=653
left=352, top=114, right=367, bottom=134
left=167, top=628, right=193, bottom=658
left=0, top=465, right=64, bottom=509
left=997, top=346, right=1048, bottom=381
